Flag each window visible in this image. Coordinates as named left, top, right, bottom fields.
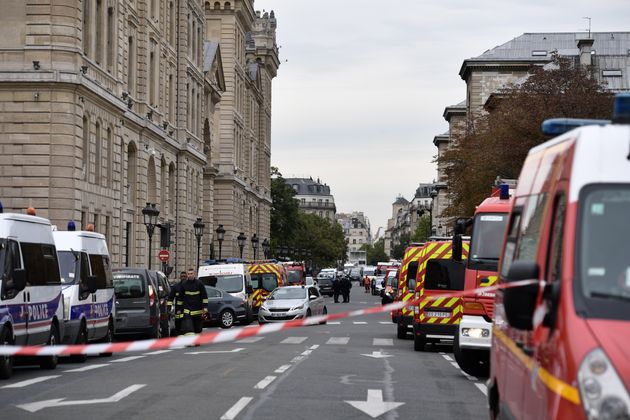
left=113, top=274, right=145, bottom=298
left=107, top=7, right=115, bottom=71
left=95, top=121, right=101, bottom=183
left=89, top=254, right=113, bottom=289
left=83, top=0, right=91, bottom=56
left=205, top=286, right=221, bottom=298
left=407, top=261, right=419, bottom=291
left=1, top=239, right=22, bottom=297
left=169, top=2, right=176, bottom=46
left=21, top=243, right=61, bottom=286
left=547, top=194, right=566, bottom=283
left=95, top=0, right=103, bottom=64
left=602, top=70, right=623, bottom=78
left=516, top=194, right=548, bottom=262
left=531, top=50, right=547, bottom=56
left=127, top=35, right=136, bottom=96
left=82, top=115, right=90, bottom=180
left=106, top=127, right=113, bottom=185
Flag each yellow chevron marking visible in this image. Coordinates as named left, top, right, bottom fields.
left=444, top=297, right=459, bottom=308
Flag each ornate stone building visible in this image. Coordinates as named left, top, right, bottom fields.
left=284, top=177, right=337, bottom=222
left=0, top=0, right=278, bottom=273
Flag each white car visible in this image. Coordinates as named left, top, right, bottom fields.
left=258, top=286, right=327, bottom=324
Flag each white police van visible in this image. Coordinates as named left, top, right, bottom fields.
left=0, top=206, right=64, bottom=379
left=54, top=222, right=114, bottom=360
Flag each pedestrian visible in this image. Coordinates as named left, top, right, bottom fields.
left=178, top=268, right=209, bottom=335
left=166, top=272, right=187, bottom=335
left=341, top=275, right=352, bottom=303
left=332, top=276, right=341, bottom=303
left=363, top=275, right=370, bottom=293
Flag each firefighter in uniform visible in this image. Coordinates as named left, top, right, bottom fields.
left=166, top=273, right=185, bottom=335
left=179, top=269, right=209, bottom=334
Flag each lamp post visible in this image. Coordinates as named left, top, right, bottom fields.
left=261, top=238, right=270, bottom=259
left=193, top=217, right=205, bottom=271
left=237, top=232, right=247, bottom=259
left=141, top=203, right=160, bottom=269
left=251, top=234, right=259, bottom=260
left=215, top=224, right=226, bottom=260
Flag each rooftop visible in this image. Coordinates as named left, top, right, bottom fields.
left=284, top=177, right=332, bottom=196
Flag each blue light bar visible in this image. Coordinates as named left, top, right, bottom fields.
left=541, top=118, right=610, bottom=136
left=612, top=93, right=630, bottom=124
left=67, top=220, right=76, bottom=231
left=499, top=184, right=510, bottom=200
left=0, top=201, right=3, bottom=214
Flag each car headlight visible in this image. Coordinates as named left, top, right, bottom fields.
left=292, top=304, right=304, bottom=311
left=63, top=295, right=71, bottom=320
left=578, top=348, right=630, bottom=420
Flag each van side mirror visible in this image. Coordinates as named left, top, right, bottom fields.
left=309, top=295, right=317, bottom=301
left=12, top=268, right=27, bottom=293
left=503, top=260, right=540, bottom=330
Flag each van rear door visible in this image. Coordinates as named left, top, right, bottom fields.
left=113, top=272, right=148, bottom=329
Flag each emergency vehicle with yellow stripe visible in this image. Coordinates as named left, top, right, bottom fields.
left=246, top=260, right=287, bottom=313
left=488, top=94, right=630, bottom=419
left=452, top=183, right=513, bottom=378
left=412, top=239, right=470, bottom=352
left=283, top=261, right=306, bottom=285
left=392, top=244, right=424, bottom=338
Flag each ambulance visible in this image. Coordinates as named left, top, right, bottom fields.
left=452, top=184, right=513, bottom=377
left=54, top=222, right=115, bottom=360
left=198, top=260, right=254, bottom=323
left=284, top=261, right=306, bottom=285
left=246, top=260, right=287, bottom=313
left=0, top=206, right=63, bottom=379
left=489, top=94, right=630, bottom=419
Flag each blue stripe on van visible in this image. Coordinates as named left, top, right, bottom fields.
left=70, top=297, right=114, bottom=321
left=0, top=293, right=62, bottom=328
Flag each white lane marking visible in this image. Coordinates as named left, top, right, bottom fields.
left=450, top=362, right=460, bottom=369
left=301, top=350, right=313, bottom=356
left=274, top=365, right=291, bottom=373
left=185, top=348, right=245, bottom=355
left=254, top=376, right=277, bottom=390
left=143, top=350, right=173, bottom=356
left=359, top=302, right=368, bottom=304
left=280, top=337, right=307, bottom=344
left=237, top=337, right=264, bottom=344
left=361, top=351, right=393, bottom=359
left=112, top=355, right=145, bottom=363
left=475, top=383, right=488, bottom=396
left=327, top=322, right=341, bottom=325
left=326, top=337, right=350, bottom=345
left=221, top=397, right=253, bottom=420
left=345, top=389, right=405, bottom=418
left=379, top=321, right=391, bottom=325
left=372, top=338, right=394, bottom=346
left=309, top=345, right=320, bottom=350
left=443, top=354, right=454, bottom=362
left=353, top=321, right=368, bottom=325
left=16, top=384, right=147, bottom=413
left=64, top=364, right=110, bottom=373
left=2, top=375, right=61, bottom=389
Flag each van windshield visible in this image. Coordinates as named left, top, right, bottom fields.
left=113, top=274, right=145, bottom=298
left=57, top=251, right=79, bottom=284
left=578, top=186, right=630, bottom=317
left=287, top=270, right=303, bottom=284
left=469, top=213, right=508, bottom=264
left=251, top=273, right=278, bottom=292
left=200, top=275, right=243, bottom=293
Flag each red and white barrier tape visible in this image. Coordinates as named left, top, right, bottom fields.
left=0, top=279, right=538, bottom=356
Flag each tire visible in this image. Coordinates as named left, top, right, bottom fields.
left=453, top=333, right=490, bottom=378
left=414, top=332, right=426, bottom=352
left=219, top=310, right=235, bottom=329
left=397, top=319, right=407, bottom=340
left=100, top=320, right=114, bottom=357
left=319, top=307, right=328, bottom=325
left=39, top=323, right=59, bottom=370
left=70, top=323, right=88, bottom=363
left=0, top=326, right=14, bottom=379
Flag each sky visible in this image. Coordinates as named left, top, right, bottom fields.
left=261, top=0, right=630, bottom=234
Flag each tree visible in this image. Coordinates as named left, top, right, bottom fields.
left=440, top=54, right=614, bottom=217
left=391, top=233, right=411, bottom=260
left=411, top=214, right=432, bottom=243
left=270, top=168, right=300, bottom=252
left=293, top=212, right=347, bottom=269
left=360, top=239, right=389, bottom=266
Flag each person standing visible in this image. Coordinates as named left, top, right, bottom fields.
left=341, top=275, right=352, bottom=303
left=332, top=276, right=341, bottom=303
left=363, top=276, right=370, bottom=293
left=178, top=268, right=209, bottom=335
left=166, top=272, right=187, bottom=335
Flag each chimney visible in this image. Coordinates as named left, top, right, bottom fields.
left=577, top=38, right=595, bottom=67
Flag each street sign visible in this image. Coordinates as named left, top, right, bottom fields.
left=158, top=249, right=170, bottom=262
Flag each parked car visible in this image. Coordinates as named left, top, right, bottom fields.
left=317, top=276, right=334, bottom=297
left=112, top=268, right=162, bottom=339
left=151, top=270, right=174, bottom=337
left=204, top=286, right=249, bottom=328
left=372, top=275, right=385, bottom=295
left=258, top=286, right=327, bottom=324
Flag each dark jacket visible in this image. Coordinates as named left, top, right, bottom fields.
left=179, top=278, right=208, bottom=317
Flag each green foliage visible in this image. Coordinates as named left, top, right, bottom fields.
left=270, top=173, right=300, bottom=251
left=360, top=239, right=389, bottom=266
left=411, top=214, right=432, bottom=243
left=439, top=54, right=614, bottom=217
left=292, top=212, right=347, bottom=269
left=391, top=233, right=411, bottom=260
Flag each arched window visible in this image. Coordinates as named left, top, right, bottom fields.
left=95, top=0, right=103, bottom=64
left=127, top=142, right=138, bottom=206
left=127, top=35, right=136, bottom=95
left=83, top=0, right=91, bottom=56
left=95, top=120, right=101, bottom=183
left=224, top=2, right=231, bottom=10
left=160, top=158, right=167, bottom=211
left=168, top=163, right=176, bottom=215
left=107, top=7, right=115, bottom=72
left=147, top=156, right=157, bottom=204
left=106, top=126, right=113, bottom=186
left=169, top=2, right=176, bottom=46
left=214, top=2, right=220, bottom=10
left=82, top=115, right=90, bottom=180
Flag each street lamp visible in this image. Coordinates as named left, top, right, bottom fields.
left=261, top=238, right=270, bottom=259
left=193, top=217, right=205, bottom=271
left=141, top=203, right=160, bottom=269
left=251, top=234, right=259, bottom=260
left=215, top=224, right=226, bottom=260
left=237, top=232, right=247, bottom=259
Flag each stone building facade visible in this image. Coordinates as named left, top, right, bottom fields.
left=284, top=177, right=337, bottom=222
left=0, top=0, right=278, bottom=274
left=337, top=212, right=371, bottom=264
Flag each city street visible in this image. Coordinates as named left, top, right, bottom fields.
left=0, top=291, right=487, bottom=419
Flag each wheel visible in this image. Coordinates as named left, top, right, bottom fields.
left=414, top=332, right=426, bottom=352
left=219, top=309, right=235, bottom=329
left=319, top=307, right=328, bottom=325
left=397, top=319, right=408, bottom=339
left=70, top=323, right=88, bottom=363
left=39, top=323, right=59, bottom=370
left=453, top=333, right=489, bottom=378
left=0, top=325, right=14, bottom=379
left=100, top=320, right=114, bottom=357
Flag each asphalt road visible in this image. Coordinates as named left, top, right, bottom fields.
left=0, top=288, right=488, bottom=419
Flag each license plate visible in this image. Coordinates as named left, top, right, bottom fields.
left=425, top=311, right=450, bottom=318
left=271, top=312, right=287, bottom=317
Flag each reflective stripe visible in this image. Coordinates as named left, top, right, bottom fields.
left=184, top=291, right=200, bottom=296
left=202, top=299, right=208, bottom=304
left=493, top=328, right=580, bottom=406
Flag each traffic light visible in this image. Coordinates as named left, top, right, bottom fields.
left=160, top=223, right=174, bottom=248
